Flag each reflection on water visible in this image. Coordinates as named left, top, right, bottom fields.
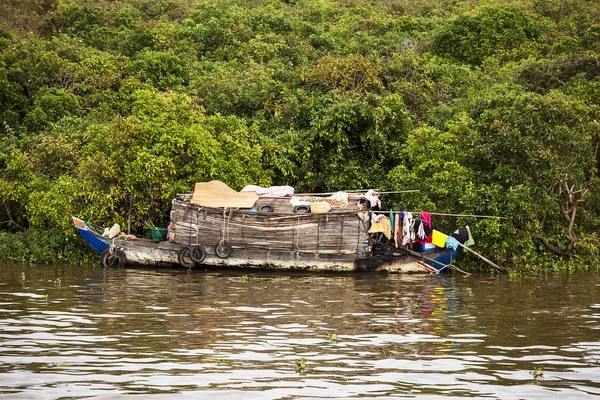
left=0, top=263, right=599, bottom=399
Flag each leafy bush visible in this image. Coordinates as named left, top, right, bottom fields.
left=431, top=5, right=545, bottom=65
left=0, top=0, right=599, bottom=271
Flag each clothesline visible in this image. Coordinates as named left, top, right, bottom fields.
left=295, top=190, right=420, bottom=196
left=372, top=210, right=508, bottom=219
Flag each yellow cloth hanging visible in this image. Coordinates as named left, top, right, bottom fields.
left=431, top=229, right=448, bottom=248
left=368, top=217, right=392, bottom=239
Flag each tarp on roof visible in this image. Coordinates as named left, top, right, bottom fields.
left=190, top=181, right=259, bottom=208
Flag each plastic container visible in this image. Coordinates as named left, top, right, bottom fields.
left=105, top=224, right=121, bottom=238
left=310, top=202, right=330, bottom=214
left=150, top=227, right=167, bottom=243
left=413, top=242, right=437, bottom=253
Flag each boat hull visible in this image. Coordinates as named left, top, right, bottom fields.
left=114, top=238, right=457, bottom=273
left=73, top=216, right=458, bottom=273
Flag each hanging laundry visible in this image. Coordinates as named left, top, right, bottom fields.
left=361, top=189, right=381, bottom=209
left=396, top=212, right=404, bottom=247
left=465, top=226, right=475, bottom=247
left=431, top=229, right=448, bottom=248
left=368, top=216, right=392, bottom=239
left=394, top=213, right=401, bottom=247
left=421, top=212, right=432, bottom=243
left=417, top=218, right=426, bottom=240
left=452, top=226, right=475, bottom=247
left=389, top=209, right=394, bottom=234
left=452, top=227, right=468, bottom=243
left=402, top=212, right=415, bottom=246
left=371, top=213, right=385, bottom=224
left=445, top=236, right=460, bottom=251
left=414, top=213, right=433, bottom=244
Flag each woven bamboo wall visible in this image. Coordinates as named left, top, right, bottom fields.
left=169, top=198, right=369, bottom=254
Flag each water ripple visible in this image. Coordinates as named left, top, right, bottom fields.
left=0, top=267, right=598, bottom=398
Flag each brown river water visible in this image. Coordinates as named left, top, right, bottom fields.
left=0, top=263, right=598, bottom=399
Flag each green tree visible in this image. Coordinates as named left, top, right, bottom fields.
left=431, top=5, right=544, bottom=65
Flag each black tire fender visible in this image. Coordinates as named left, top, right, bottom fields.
left=100, top=248, right=126, bottom=268
left=259, top=205, right=274, bottom=213
left=215, top=240, right=232, bottom=259
left=189, top=245, right=206, bottom=263
left=293, top=205, right=310, bottom=214
left=178, top=246, right=195, bottom=269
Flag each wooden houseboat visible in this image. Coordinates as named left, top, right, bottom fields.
left=73, top=181, right=461, bottom=273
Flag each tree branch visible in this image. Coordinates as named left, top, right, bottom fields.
left=3, top=201, right=25, bottom=230
left=539, top=174, right=588, bottom=257
left=539, top=234, right=569, bottom=257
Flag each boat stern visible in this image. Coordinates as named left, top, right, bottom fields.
left=73, top=216, right=110, bottom=254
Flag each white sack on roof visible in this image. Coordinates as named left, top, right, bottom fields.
left=241, top=185, right=295, bottom=197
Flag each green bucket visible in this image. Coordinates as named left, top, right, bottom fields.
left=150, top=227, right=167, bottom=243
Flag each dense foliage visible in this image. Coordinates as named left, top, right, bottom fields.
left=1, top=0, right=599, bottom=272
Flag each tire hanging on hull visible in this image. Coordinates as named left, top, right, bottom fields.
left=215, top=240, right=232, bottom=259
left=178, top=246, right=195, bottom=269
left=100, top=248, right=126, bottom=268
left=189, top=245, right=206, bottom=263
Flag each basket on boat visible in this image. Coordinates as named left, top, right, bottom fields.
left=150, top=227, right=167, bottom=243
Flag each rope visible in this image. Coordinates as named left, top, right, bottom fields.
left=355, top=217, right=362, bottom=254
left=339, top=215, right=344, bottom=252
left=221, top=208, right=227, bottom=242
left=371, top=210, right=507, bottom=219
left=227, top=209, right=233, bottom=242
left=294, top=189, right=420, bottom=196
left=106, top=237, right=122, bottom=267
left=294, top=216, right=300, bottom=251
left=221, top=208, right=233, bottom=243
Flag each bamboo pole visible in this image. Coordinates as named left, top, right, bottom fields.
left=377, top=239, right=470, bottom=275
left=442, top=262, right=471, bottom=276
left=399, top=246, right=470, bottom=276
left=295, top=190, right=420, bottom=196
left=430, top=212, right=507, bottom=219
left=371, top=210, right=508, bottom=219
left=457, top=242, right=507, bottom=273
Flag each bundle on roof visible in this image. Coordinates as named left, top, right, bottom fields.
left=190, top=181, right=259, bottom=208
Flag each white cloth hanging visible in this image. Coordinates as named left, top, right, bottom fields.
left=402, top=212, right=415, bottom=245
left=417, top=220, right=426, bottom=240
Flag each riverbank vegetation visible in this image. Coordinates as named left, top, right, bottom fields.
left=1, top=0, right=599, bottom=271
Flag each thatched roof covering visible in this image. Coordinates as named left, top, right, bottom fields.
left=190, top=181, right=259, bottom=208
